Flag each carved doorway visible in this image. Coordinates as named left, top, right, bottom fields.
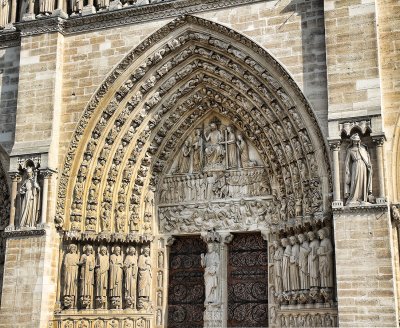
left=168, top=236, right=206, bottom=328
left=228, top=232, right=269, bottom=327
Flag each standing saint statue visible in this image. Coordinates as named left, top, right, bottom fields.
left=124, top=246, right=138, bottom=309
left=137, top=246, right=152, bottom=309
left=79, top=245, right=95, bottom=309
left=281, top=238, right=291, bottom=292
left=109, top=246, right=123, bottom=308
left=192, top=129, right=204, bottom=173
left=272, top=240, right=284, bottom=295
left=307, top=231, right=320, bottom=287
left=0, top=0, right=10, bottom=27
left=204, top=122, right=225, bottom=169
left=226, top=126, right=238, bottom=169
left=289, top=236, right=300, bottom=291
left=95, top=246, right=109, bottom=308
left=201, top=242, right=220, bottom=304
left=317, top=228, right=333, bottom=288
left=19, top=166, right=41, bottom=228
left=62, top=244, right=79, bottom=309
left=177, top=139, right=191, bottom=173
left=298, top=234, right=311, bottom=290
left=344, top=133, right=372, bottom=206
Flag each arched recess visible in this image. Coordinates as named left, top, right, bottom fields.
left=55, top=15, right=332, bottom=236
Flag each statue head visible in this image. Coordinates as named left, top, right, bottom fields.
left=84, top=245, right=93, bottom=255
left=142, top=246, right=150, bottom=256
left=318, top=227, right=329, bottom=240
left=281, top=238, right=289, bottom=247
left=114, top=246, right=121, bottom=255
left=272, top=240, right=280, bottom=249
left=289, top=236, right=297, bottom=245
left=350, top=133, right=361, bottom=145
left=210, top=123, right=217, bottom=131
left=68, top=244, right=77, bottom=253
left=297, top=233, right=306, bottom=243
left=207, top=242, right=216, bottom=253
left=100, top=246, right=107, bottom=255
left=128, top=246, right=136, bottom=255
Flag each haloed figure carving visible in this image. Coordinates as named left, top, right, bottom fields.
left=344, top=133, right=372, bottom=206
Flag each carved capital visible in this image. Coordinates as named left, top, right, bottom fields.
left=220, top=232, right=234, bottom=244
left=201, top=229, right=221, bottom=243
left=166, top=236, right=176, bottom=247
left=372, top=135, right=386, bottom=147
left=41, top=168, right=57, bottom=179
left=9, top=172, right=21, bottom=182
left=328, top=140, right=341, bottom=151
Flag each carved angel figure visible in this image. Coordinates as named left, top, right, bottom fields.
left=19, top=166, right=41, bottom=228
left=344, top=133, right=372, bottom=206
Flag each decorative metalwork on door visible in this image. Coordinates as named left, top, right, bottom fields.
left=228, top=233, right=269, bottom=327
left=168, top=236, right=206, bottom=328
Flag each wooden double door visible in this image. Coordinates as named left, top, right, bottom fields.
left=167, top=233, right=269, bottom=328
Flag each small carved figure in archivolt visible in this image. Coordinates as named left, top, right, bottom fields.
left=63, top=244, right=79, bottom=309
left=124, top=246, right=138, bottom=309
left=95, top=246, right=109, bottom=308
left=201, top=242, right=220, bottom=304
left=109, top=246, right=123, bottom=308
left=344, top=133, right=372, bottom=206
left=19, top=166, right=40, bottom=228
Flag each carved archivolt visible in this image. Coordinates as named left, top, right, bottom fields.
left=55, top=15, right=331, bottom=235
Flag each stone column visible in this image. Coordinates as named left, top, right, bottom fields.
left=6, top=173, right=20, bottom=230
left=373, top=136, right=386, bottom=203
left=329, top=140, right=342, bottom=207
left=10, top=0, right=16, bottom=23
left=39, top=169, right=53, bottom=226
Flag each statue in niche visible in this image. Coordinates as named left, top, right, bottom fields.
left=63, top=244, right=79, bottom=309
left=307, top=231, right=320, bottom=287
left=317, top=228, right=333, bottom=288
left=158, top=251, right=164, bottom=269
left=137, top=246, right=152, bottom=309
left=204, top=122, right=225, bottom=169
left=0, top=0, right=10, bottom=27
left=177, top=139, right=191, bottom=173
left=225, top=126, right=238, bottom=169
left=79, top=245, right=95, bottom=308
left=192, top=129, right=204, bottom=172
left=282, top=237, right=291, bottom=292
left=201, top=242, right=220, bottom=304
left=272, top=240, right=284, bottom=295
left=157, top=271, right=163, bottom=288
left=109, top=246, right=123, bottom=308
left=344, top=133, right=372, bottom=206
left=156, top=309, right=162, bottom=326
left=19, top=166, right=41, bottom=228
left=124, top=246, right=138, bottom=309
left=95, top=246, right=109, bottom=308
left=298, top=233, right=311, bottom=290
left=289, top=236, right=300, bottom=291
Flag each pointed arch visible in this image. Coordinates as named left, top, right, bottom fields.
left=55, top=15, right=331, bottom=234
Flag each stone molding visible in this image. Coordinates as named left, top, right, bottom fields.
left=0, top=31, right=20, bottom=49
left=3, top=227, right=46, bottom=238
left=332, top=203, right=388, bottom=213
left=9, top=0, right=265, bottom=37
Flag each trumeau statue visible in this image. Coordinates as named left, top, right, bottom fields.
left=137, top=246, right=151, bottom=308
left=272, top=240, right=284, bottom=294
left=124, top=246, right=138, bottom=309
left=109, top=246, right=123, bottom=308
left=344, top=133, right=372, bottom=206
left=201, top=242, right=220, bottom=304
left=79, top=245, right=95, bottom=308
left=63, top=244, right=80, bottom=309
left=95, top=246, right=109, bottom=308
left=19, top=166, right=41, bottom=228
left=317, top=228, right=333, bottom=288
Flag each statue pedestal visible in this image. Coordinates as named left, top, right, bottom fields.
left=21, top=13, right=36, bottom=21
left=0, top=226, right=59, bottom=327
left=204, top=304, right=222, bottom=328
left=109, top=0, right=122, bottom=11
left=81, top=5, right=96, bottom=16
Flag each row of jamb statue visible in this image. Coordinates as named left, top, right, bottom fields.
left=62, top=244, right=152, bottom=310
left=272, top=228, right=333, bottom=302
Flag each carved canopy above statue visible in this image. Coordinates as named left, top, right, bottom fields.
left=55, top=15, right=331, bottom=235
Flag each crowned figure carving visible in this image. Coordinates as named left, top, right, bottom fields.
left=19, top=165, right=41, bottom=228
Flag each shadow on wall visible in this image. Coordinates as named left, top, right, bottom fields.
left=281, top=0, right=328, bottom=135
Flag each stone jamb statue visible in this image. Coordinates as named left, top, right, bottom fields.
left=201, top=242, right=220, bottom=305
left=344, top=133, right=372, bottom=206
left=19, top=166, right=41, bottom=228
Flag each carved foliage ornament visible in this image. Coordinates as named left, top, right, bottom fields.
left=55, top=16, right=331, bottom=232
